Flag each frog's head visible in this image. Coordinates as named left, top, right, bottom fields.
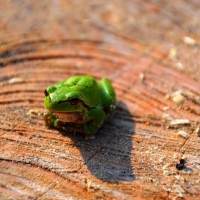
left=44, top=85, right=88, bottom=113
left=44, top=76, right=102, bottom=113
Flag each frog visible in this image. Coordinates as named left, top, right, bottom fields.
left=44, top=75, right=116, bottom=135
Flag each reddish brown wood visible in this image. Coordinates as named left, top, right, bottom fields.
left=0, top=1, right=200, bottom=199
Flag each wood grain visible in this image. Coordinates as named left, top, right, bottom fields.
left=0, top=1, right=200, bottom=199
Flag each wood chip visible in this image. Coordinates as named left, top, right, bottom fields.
left=162, top=113, right=173, bottom=120
left=85, top=178, right=91, bottom=191
left=8, top=77, right=24, bottom=84
left=176, top=62, right=184, bottom=70
left=27, top=109, right=42, bottom=117
left=177, top=131, right=190, bottom=139
left=193, top=127, right=200, bottom=137
left=139, top=73, right=144, bottom=81
left=183, top=36, right=196, bottom=46
left=162, top=107, right=169, bottom=111
left=169, top=48, right=177, bottom=59
left=171, top=91, right=186, bottom=104
left=170, top=119, right=190, bottom=126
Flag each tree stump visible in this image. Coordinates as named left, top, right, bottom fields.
left=0, top=1, right=200, bottom=199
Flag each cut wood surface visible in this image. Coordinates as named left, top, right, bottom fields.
left=0, top=1, right=200, bottom=199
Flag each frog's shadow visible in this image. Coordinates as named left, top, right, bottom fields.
left=60, top=101, right=135, bottom=183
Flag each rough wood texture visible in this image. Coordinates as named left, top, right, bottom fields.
left=0, top=1, right=200, bottom=199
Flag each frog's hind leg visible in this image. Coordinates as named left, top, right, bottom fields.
left=100, top=78, right=116, bottom=111
left=84, top=108, right=105, bottom=134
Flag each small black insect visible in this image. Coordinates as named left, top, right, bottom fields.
left=176, top=159, right=186, bottom=170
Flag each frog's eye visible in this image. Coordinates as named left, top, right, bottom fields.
left=70, top=98, right=79, bottom=105
left=57, top=98, right=80, bottom=105
left=44, top=90, right=49, bottom=97
left=57, top=100, right=65, bottom=104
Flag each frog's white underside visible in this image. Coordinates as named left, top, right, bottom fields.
left=52, top=112, right=86, bottom=123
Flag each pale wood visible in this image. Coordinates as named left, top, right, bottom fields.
left=0, top=1, right=200, bottom=199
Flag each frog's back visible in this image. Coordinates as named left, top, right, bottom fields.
left=62, top=76, right=103, bottom=107
left=66, top=76, right=96, bottom=88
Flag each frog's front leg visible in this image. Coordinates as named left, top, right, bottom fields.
left=44, top=111, right=59, bottom=128
left=84, top=108, right=105, bottom=134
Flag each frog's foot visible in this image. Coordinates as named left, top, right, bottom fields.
left=84, top=108, right=105, bottom=134
left=43, top=111, right=53, bottom=127
left=43, top=111, right=60, bottom=128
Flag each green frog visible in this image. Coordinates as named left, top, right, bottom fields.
left=44, top=75, right=116, bottom=135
